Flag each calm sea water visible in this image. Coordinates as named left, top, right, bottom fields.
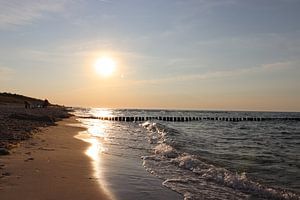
left=74, top=108, right=300, bottom=200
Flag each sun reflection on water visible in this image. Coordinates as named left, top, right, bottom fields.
left=88, top=125, right=105, bottom=137
left=90, top=108, right=113, bottom=118
left=74, top=116, right=115, bottom=200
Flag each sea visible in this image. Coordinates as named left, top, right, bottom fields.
left=73, top=108, right=300, bottom=200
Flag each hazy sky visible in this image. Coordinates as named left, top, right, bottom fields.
left=0, top=0, right=299, bottom=111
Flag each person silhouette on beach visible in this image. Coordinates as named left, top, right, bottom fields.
left=42, top=99, right=49, bottom=108
left=24, top=101, right=30, bottom=109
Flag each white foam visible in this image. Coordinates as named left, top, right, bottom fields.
left=141, top=122, right=300, bottom=200
left=154, top=143, right=178, bottom=158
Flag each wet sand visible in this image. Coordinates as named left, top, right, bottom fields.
left=0, top=116, right=183, bottom=200
left=75, top=119, right=183, bottom=200
left=99, top=152, right=183, bottom=200
left=0, top=117, right=112, bottom=200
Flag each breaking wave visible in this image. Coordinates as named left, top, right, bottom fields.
left=141, top=121, right=300, bottom=200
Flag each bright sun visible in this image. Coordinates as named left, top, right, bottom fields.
left=94, top=57, right=116, bottom=77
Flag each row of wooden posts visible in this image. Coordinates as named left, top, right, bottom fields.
left=82, top=116, right=300, bottom=122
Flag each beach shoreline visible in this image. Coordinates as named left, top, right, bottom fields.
left=1, top=112, right=183, bottom=200
left=1, top=103, right=298, bottom=199
left=0, top=117, right=112, bottom=200
left=73, top=117, right=183, bottom=200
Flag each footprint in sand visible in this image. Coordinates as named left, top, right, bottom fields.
left=24, top=157, right=34, bottom=162
left=38, top=147, right=55, bottom=151
left=2, top=172, right=11, bottom=176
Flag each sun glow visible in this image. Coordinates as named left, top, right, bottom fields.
left=94, top=57, right=116, bottom=77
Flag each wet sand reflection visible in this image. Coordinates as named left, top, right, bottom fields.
left=75, top=118, right=115, bottom=200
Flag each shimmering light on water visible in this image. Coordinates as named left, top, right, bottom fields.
left=86, top=137, right=103, bottom=161
left=73, top=108, right=300, bottom=199
left=74, top=130, right=105, bottom=172
left=74, top=117, right=115, bottom=200
left=90, top=108, right=112, bottom=118
left=87, top=123, right=106, bottom=137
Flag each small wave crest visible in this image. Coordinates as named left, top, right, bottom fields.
left=141, top=121, right=300, bottom=200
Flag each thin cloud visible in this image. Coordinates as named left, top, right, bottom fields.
left=132, top=60, right=297, bottom=85
left=262, top=61, right=293, bottom=70
left=0, top=0, right=68, bottom=29
left=132, top=67, right=258, bottom=85
left=0, top=66, right=14, bottom=81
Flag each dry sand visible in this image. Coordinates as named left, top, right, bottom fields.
left=0, top=104, right=71, bottom=150
left=0, top=117, right=112, bottom=200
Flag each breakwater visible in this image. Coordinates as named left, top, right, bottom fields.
left=79, top=116, right=300, bottom=122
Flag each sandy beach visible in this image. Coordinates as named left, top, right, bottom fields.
left=1, top=1, right=299, bottom=199
left=0, top=104, right=71, bottom=151
left=0, top=93, right=182, bottom=200
left=0, top=109, right=183, bottom=200
left=0, top=117, right=112, bottom=200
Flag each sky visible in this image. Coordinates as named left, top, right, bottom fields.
left=0, top=0, right=299, bottom=111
